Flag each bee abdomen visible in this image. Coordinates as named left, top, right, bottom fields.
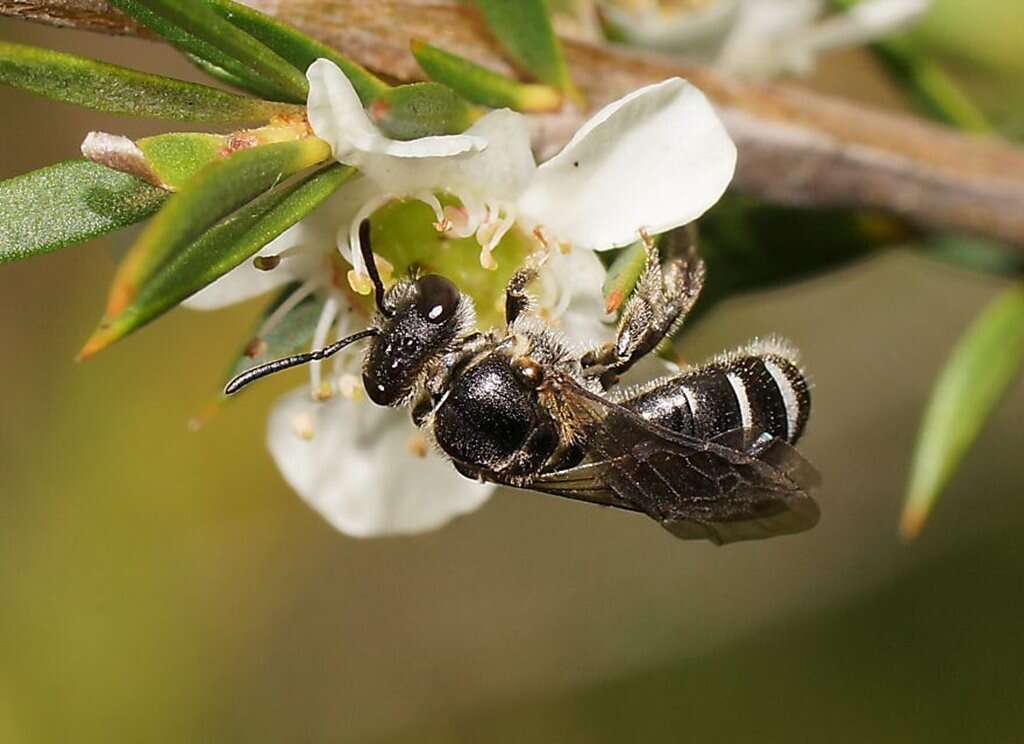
left=622, top=343, right=810, bottom=444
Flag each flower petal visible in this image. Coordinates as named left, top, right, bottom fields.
left=267, top=388, right=492, bottom=537
left=799, top=0, right=930, bottom=54
left=306, top=58, right=485, bottom=160
left=340, top=107, right=537, bottom=206
left=516, top=78, right=736, bottom=251
left=716, top=0, right=824, bottom=77
left=541, top=248, right=611, bottom=350
left=428, top=108, right=537, bottom=203
left=598, top=0, right=740, bottom=56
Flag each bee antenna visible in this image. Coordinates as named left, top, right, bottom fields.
left=359, top=219, right=391, bottom=318
left=224, top=328, right=378, bottom=396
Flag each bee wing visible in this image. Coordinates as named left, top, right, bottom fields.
left=527, top=375, right=820, bottom=545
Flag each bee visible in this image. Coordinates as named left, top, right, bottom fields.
left=227, top=222, right=819, bottom=544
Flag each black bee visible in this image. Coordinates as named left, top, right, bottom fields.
left=227, top=222, right=819, bottom=544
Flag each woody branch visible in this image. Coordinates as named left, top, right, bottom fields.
left=4, top=0, right=1024, bottom=250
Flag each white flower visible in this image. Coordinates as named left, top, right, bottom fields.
left=185, top=59, right=737, bottom=537
left=602, top=0, right=931, bottom=79
left=305, top=57, right=735, bottom=278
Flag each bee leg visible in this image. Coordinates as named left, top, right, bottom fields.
left=504, top=267, right=539, bottom=328
left=582, top=237, right=705, bottom=389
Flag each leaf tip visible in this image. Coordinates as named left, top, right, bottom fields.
left=899, top=503, right=929, bottom=541
left=77, top=313, right=130, bottom=360
left=76, top=327, right=110, bottom=362
left=518, top=84, right=564, bottom=113
left=605, top=288, right=625, bottom=315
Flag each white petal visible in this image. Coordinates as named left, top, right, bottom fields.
left=267, top=389, right=492, bottom=537
left=517, top=78, right=736, bottom=251
left=436, top=109, right=537, bottom=203
left=598, top=0, right=740, bottom=56
left=349, top=107, right=536, bottom=202
left=798, top=0, right=929, bottom=53
left=730, top=0, right=823, bottom=39
left=716, top=0, right=824, bottom=77
left=306, top=59, right=485, bottom=161
left=542, top=248, right=612, bottom=350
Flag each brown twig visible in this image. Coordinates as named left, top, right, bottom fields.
left=4, top=0, right=1024, bottom=249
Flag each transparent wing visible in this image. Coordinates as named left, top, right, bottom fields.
left=517, top=374, right=820, bottom=545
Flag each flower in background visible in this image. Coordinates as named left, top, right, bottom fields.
left=601, top=0, right=931, bottom=79
left=187, top=58, right=736, bottom=537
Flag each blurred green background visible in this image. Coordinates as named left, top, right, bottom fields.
left=1, top=2, right=1023, bottom=742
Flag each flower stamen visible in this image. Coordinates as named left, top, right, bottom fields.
left=290, top=410, right=317, bottom=441
left=309, top=295, right=341, bottom=396
left=343, top=192, right=394, bottom=293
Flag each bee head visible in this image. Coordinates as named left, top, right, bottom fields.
left=363, top=273, right=471, bottom=406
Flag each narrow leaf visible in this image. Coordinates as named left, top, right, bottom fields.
left=602, top=239, right=646, bottom=314
left=369, top=82, right=478, bottom=140
left=205, top=0, right=389, bottom=104
left=474, top=0, right=582, bottom=103
left=89, top=136, right=331, bottom=341
left=184, top=53, right=280, bottom=99
left=602, top=227, right=696, bottom=316
left=135, top=133, right=228, bottom=191
left=106, top=0, right=283, bottom=101
left=82, top=164, right=353, bottom=355
left=0, top=161, right=166, bottom=263
left=902, top=285, right=1024, bottom=538
left=411, top=40, right=562, bottom=112
left=0, top=41, right=299, bottom=123
left=109, top=0, right=308, bottom=102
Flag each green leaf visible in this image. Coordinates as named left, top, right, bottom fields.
left=84, top=137, right=332, bottom=352
left=369, top=83, right=479, bottom=140
left=474, top=0, right=582, bottom=103
left=0, top=41, right=299, bottom=123
left=134, top=133, right=227, bottom=191
left=902, top=285, right=1024, bottom=538
left=602, top=239, right=647, bottom=314
left=411, top=39, right=562, bottom=112
left=183, top=53, right=278, bottom=99
left=105, top=1, right=281, bottom=101
left=205, top=0, right=389, bottom=104
left=82, top=164, right=353, bottom=355
left=0, top=161, right=167, bottom=263
left=109, top=0, right=308, bottom=102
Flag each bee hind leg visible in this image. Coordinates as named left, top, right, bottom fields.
left=581, top=232, right=705, bottom=389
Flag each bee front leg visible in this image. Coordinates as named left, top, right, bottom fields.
left=582, top=234, right=705, bottom=389
left=504, top=267, right=539, bottom=329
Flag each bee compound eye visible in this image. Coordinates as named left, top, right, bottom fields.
left=415, top=274, right=460, bottom=324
